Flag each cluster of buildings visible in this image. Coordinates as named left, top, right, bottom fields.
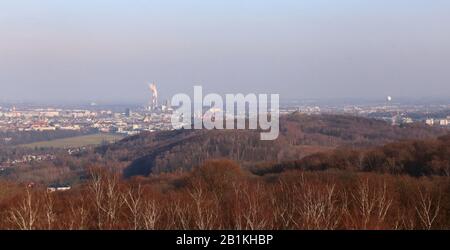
left=1, top=90, right=450, bottom=137
left=283, top=100, right=450, bottom=127
left=0, top=84, right=177, bottom=136
left=425, top=118, right=450, bottom=126
left=1, top=103, right=449, bottom=136
left=0, top=107, right=94, bottom=132
left=1, top=154, right=56, bottom=166
left=0, top=107, right=175, bottom=135
left=0, top=153, right=57, bottom=172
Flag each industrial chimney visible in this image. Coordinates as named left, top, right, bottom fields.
left=148, top=82, right=158, bottom=111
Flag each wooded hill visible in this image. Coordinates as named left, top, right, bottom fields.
left=90, top=113, right=446, bottom=177
left=253, top=134, right=450, bottom=177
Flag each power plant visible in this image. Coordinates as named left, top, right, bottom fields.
left=148, top=82, right=158, bottom=111
left=146, top=82, right=171, bottom=113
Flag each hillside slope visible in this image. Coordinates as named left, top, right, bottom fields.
left=92, top=113, right=446, bottom=177
left=256, top=134, right=450, bottom=176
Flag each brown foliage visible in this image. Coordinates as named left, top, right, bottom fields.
left=0, top=160, right=449, bottom=230
left=257, top=134, right=450, bottom=177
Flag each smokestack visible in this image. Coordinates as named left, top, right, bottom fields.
left=148, top=82, right=158, bottom=111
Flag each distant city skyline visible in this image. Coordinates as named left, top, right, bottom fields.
left=1, top=0, right=450, bottom=103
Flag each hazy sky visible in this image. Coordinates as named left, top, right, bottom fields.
left=0, top=0, right=449, bottom=104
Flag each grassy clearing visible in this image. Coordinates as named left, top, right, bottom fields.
left=19, top=133, right=125, bottom=149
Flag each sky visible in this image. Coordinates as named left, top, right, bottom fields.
left=0, top=0, right=449, bottom=104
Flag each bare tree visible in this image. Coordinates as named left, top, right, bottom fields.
left=88, top=170, right=123, bottom=229
left=296, top=183, right=342, bottom=230
left=104, top=173, right=123, bottom=229
left=89, top=170, right=105, bottom=229
left=237, top=183, right=269, bottom=230
left=69, top=199, right=88, bottom=230
left=375, top=182, right=392, bottom=227
left=188, top=182, right=218, bottom=230
left=352, top=179, right=376, bottom=229
left=394, top=209, right=415, bottom=230
left=123, top=185, right=143, bottom=230
left=9, top=189, right=39, bottom=230
left=231, top=182, right=244, bottom=230
left=351, top=179, right=392, bottom=229
left=415, top=188, right=441, bottom=230
left=44, top=192, right=56, bottom=230
left=270, top=180, right=297, bottom=229
left=142, top=199, right=160, bottom=230
left=173, top=198, right=191, bottom=230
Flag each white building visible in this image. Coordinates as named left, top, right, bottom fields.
left=47, top=186, right=71, bottom=193
left=425, top=119, right=434, bottom=126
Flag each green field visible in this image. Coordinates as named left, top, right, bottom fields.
left=19, top=133, right=125, bottom=149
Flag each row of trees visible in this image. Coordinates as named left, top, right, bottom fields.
left=0, top=160, right=448, bottom=230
